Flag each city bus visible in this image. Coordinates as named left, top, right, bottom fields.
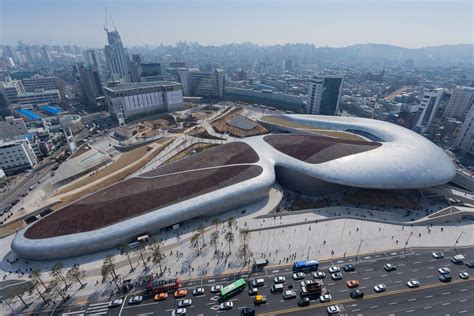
left=220, top=278, right=246, bottom=300
left=293, top=259, right=319, bottom=272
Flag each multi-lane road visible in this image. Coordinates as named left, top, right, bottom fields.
left=58, top=246, right=474, bottom=316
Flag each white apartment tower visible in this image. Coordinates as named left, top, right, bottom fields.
left=306, top=76, right=344, bottom=115
left=443, top=86, right=474, bottom=120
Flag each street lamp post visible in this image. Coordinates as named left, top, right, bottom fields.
left=404, top=231, right=413, bottom=255
left=454, top=231, right=465, bottom=249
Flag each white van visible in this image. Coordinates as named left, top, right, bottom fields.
left=451, top=254, right=465, bottom=264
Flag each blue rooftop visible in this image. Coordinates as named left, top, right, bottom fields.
left=41, top=105, right=62, bottom=115
left=16, top=109, right=42, bottom=120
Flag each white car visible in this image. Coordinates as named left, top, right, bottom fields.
left=177, top=299, right=192, bottom=308
left=218, top=301, right=233, bottom=310
left=331, top=272, right=343, bottom=280
left=312, top=271, right=326, bottom=279
left=210, top=285, right=222, bottom=293
left=108, top=298, right=123, bottom=307
left=384, top=263, right=397, bottom=271
left=327, top=305, right=340, bottom=314
left=459, top=272, right=470, bottom=279
left=274, top=276, right=286, bottom=284
left=300, top=280, right=314, bottom=288
left=251, top=278, right=265, bottom=287
left=172, top=308, right=186, bottom=316
left=373, top=284, right=386, bottom=293
left=438, top=267, right=451, bottom=274
left=192, top=287, right=205, bottom=296
left=432, top=251, right=444, bottom=259
left=328, top=266, right=340, bottom=273
left=283, top=290, right=297, bottom=299
left=407, top=280, right=420, bottom=288
left=128, top=295, right=143, bottom=305
left=319, top=294, right=332, bottom=303
left=292, top=272, right=305, bottom=280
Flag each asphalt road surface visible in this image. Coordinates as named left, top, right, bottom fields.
left=56, top=246, right=474, bottom=316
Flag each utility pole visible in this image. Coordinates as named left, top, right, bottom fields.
left=356, top=239, right=363, bottom=263
left=454, top=231, right=465, bottom=249
left=404, top=231, right=413, bottom=255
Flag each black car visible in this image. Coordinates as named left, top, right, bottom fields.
left=465, top=261, right=474, bottom=268
left=439, top=274, right=452, bottom=282
left=248, top=287, right=258, bottom=296
left=297, top=297, right=310, bottom=307
left=350, top=289, right=364, bottom=299
left=343, top=264, right=355, bottom=272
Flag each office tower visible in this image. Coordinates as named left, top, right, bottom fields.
left=191, top=69, right=225, bottom=99
left=75, top=63, right=103, bottom=109
left=443, top=86, right=474, bottom=120
left=103, top=81, right=184, bottom=125
left=306, top=76, right=344, bottom=115
left=453, top=106, right=474, bottom=155
left=140, top=63, right=166, bottom=82
left=22, top=75, right=60, bottom=92
left=85, top=49, right=103, bottom=77
left=104, top=28, right=130, bottom=81
left=415, top=88, right=451, bottom=134
left=129, top=54, right=141, bottom=83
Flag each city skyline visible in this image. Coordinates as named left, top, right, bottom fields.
left=1, top=0, right=473, bottom=48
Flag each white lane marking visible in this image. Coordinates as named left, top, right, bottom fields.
left=389, top=302, right=398, bottom=305
left=340, top=289, right=348, bottom=292
left=425, top=295, right=433, bottom=299
left=424, top=306, right=432, bottom=309
left=442, top=303, right=450, bottom=306
left=408, top=298, right=416, bottom=302
left=396, top=272, right=403, bottom=275
left=429, top=259, right=436, bottom=262
left=459, top=299, right=468, bottom=302
left=395, top=280, right=402, bottom=283
left=137, top=313, right=154, bottom=316
left=406, top=309, right=415, bottom=313
left=363, top=277, right=370, bottom=280
left=442, top=292, right=451, bottom=295
left=426, top=275, right=434, bottom=278
left=412, top=269, right=419, bottom=272
left=459, top=311, right=468, bottom=314
left=428, top=267, right=435, bottom=270
left=352, top=309, right=360, bottom=312
left=460, top=289, right=468, bottom=292
left=366, top=268, right=374, bottom=272
left=370, top=306, right=378, bottom=309
left=414, top=261, right=421, bottom=264
left=399, top=263, right=406, bottom=267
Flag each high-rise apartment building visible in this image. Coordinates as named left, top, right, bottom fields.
left=453, top=106, right=474, bottom=155
left=84, top=49, right=104, bottom=79
left=104, top=29, right=130, bottom=81
left=306, top=76, right=344, bottom=115
left=443, top=86, right=474, bottom=120
left=0, top=116, right=28, bottom=139
left=415, top=88, right=451, bottom=134
left=0, top=79, right=25, bottom=105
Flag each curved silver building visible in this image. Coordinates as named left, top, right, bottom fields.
left=12, top=115, right=456, bottom=260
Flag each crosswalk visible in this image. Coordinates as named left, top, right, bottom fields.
left=84, top=302, right=109, bottom=315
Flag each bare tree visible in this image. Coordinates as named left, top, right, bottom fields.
left=122, top=243, right=134, bottom=272
left=150, top=238, right=166, bottom=276
left=238, top=243, right=253, bottom=266
left=50, top=262, right=68, bottom=288
left=224, top=231, right=234, bottom=255
left=29, top=269, right=47, bottom=291
left=227, top=217, right=236, bottom=230
left=212, top=218, right=220, bottom=233
left=50, top=278, right=67, bottom=302
left=101, top=255, right=120, bottom=291
left=209, top=231, right=219, bottom=255
left=190, top=232, right=200, bottom=254
left=198, top=225, right=206, bottom=247
left=27, top=280, right=47, bottom=304
left=66, top=265, right=86, bottom=288
left=14, top=286, right=28, bottom=308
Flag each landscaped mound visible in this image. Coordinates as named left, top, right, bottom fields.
left=264, top=134, right=381, bottom=164
left=143, top=142, right=259, bottom=177
left=25, top=165, right=262, bottom=239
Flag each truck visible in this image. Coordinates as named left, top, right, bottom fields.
left=146, top=278, right=180, bottom=293
left=301, top=282, right=323, bottom=298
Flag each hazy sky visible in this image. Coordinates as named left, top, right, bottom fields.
left=1, top=0, right=473, bottom=48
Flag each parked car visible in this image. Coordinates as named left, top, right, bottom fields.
left=432, top=251, right=444, bottom=259
left=346, top=280, right=360, bottom=288
left=271, top=284, right=284, bottom=293
left=178, top=299, right=192, bottom=308
left=298, top=297, right=311, bottom=307
left=172, top=308, right=186, bottom=316
left=465, top=261, right=474, bottom=268
left=248, top=287, right=258, bottom=296
left=438, top=267, right=451, bottom=274
left=274, top=276, right=286, bottom=284
left=154, top=292, right=168, bottom=301
left=328, top=266, right=340, bottom=273
left=174, top=289, right=188, bottom=298
left=439, top=274, right=452, bottom=282
left=327, top=305, right=340, bottom=314
left=459, top=272, right=470, bottom=279
left=251, top=278, right=265, bottom=288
